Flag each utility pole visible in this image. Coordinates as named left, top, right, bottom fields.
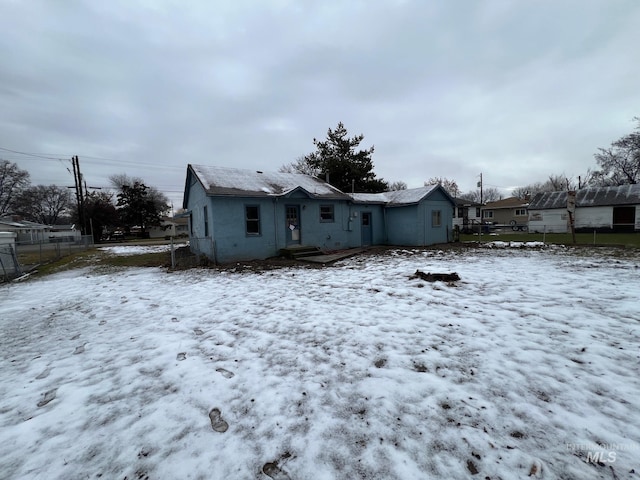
left=71, top=156, right=86, bottom=235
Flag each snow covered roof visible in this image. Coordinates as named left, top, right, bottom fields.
left=350, top=185, right=450, bottom=206
left=188, top=165, right=349, bottom=199
left=528, top=184, right=640, bottom=210
left=0, top=218, right=49, bottom=230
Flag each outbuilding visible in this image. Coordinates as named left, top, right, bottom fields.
left=527, top=184, right=640, bottom=233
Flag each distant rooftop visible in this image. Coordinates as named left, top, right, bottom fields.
left=483, top=197, right=529, bottom=209
left=529, top=184, right=640, bottom=210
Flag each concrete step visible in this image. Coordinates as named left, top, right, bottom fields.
left=279, top=245, right=322, bottom=259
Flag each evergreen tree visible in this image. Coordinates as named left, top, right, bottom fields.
left=298, top=122, right=388, bottom=193
left=116, top=182, right=161, bottom=235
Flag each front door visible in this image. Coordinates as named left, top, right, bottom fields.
left=285, top=205, right=301, bottom=245
left=361, top=212, right=372, bottom=246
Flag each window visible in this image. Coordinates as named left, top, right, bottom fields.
left=432, top=210, right=442, bottom=227
left=475, top=207, right=481, bottom=218
left=320, top=205, right=334, bottom=222
left=515, top=208, right=527, bottom=216
left=483, top=210, right=493, bottom=219
left=204, top=206, right=209, bottom=237
left=189, top=212, right=193, bottom=235
left=245, top=205, right=260, bottom=235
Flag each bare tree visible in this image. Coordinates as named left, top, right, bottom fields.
left=278, top=156, right=320, bottom=176
left=424, top=177, right=460, bottom=197
left=388, top=180, right=408, bottom=191
left=13, top=185, right=72, bottom=225
left=0, top=160, right=30, bottom=216
left=459, top=187, right=501, bottom=203
left=512, top=173, right=585, bottom=199
left=592, top=117, right=640, bottom=186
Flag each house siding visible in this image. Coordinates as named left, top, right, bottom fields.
left=386, top=205, right=419, bottom=245
left=385, top=197, right=453, bottom=245
left=209, top=196, right=278, bottom=262
left=350, top=205, right=386, bottom=246
left=575, top=206, right=613, bottom=230
left=529, top=205, right=640, bottom=233
left=528, top=209, right=567, bottom=233
left=422, top=200, right=453, bottom=244
left=185, top=174, right=216, bottom=259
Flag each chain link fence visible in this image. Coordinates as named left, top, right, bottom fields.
left=11, top=235, right=95, bottom=276
left=0, top=244, right=22, bottom=281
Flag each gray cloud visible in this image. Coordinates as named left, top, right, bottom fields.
left=1, top=0, right=639, bottom=208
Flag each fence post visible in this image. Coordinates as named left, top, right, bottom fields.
left=543, top=225, right=546, bottom=244
left=593, top=229, right=596, bottom=245
left=171, top=236, right=176, bottom=269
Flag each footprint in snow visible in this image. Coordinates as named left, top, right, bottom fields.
left=216, top=368, right=234, bottom=378
left=70, top=333, right=81, bottom=340
left=262, top=462, right=291, bottom=480
left=193, top=328, right=204, bottom=336
left=73, top=344, right=86, bottom=354
left=176, top=352, right=186, bottom=361
left=37, top=388, right=57, bottom=407
left=99, top=320, right=107, bottom=326
left=209, top=408, right=229, bottom=432
left=35, top=367, right=51, bottom=380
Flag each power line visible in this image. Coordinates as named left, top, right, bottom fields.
left=0, top=146, right=67, bottom=161
left=0, top=145, right=184, bottom=171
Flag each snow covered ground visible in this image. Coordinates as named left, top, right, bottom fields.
left=1, top=246, right=639, bottom=480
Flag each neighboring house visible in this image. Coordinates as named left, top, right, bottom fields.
left=0, top=218, right=82, bottom=243
left=482, top=197, right=529, bottom=227
left=148, top=216, right=189, bottom=239
left=453, top=198, right=482, bottom=232
left=528, top=184, right=640, bottom=233
left=48, top=225, right=81, bottom=242
left=0, top=218, right=50, bottom=243
left=182, top=165, right=455, bottom=263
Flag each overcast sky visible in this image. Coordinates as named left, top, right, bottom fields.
left=1, top=0, right=639, bottom=209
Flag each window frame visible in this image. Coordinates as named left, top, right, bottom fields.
left=483, top=210, right=494, bottom=219
left=319, top=204, right=335, bottom=223
left=431, top=209, right=442, bottom=228
left=203, top=205, right=209, bottom=237
left=245, top=205, right=261, bottom=236
left=515, top=208, right=528, bottom=216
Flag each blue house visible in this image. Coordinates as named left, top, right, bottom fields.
left=183, top=165, right=455, bottom=263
